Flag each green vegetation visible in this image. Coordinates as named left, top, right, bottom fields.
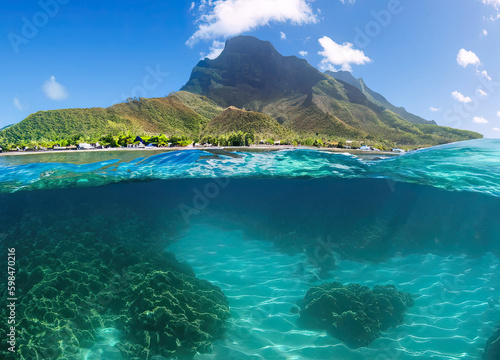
left=202, top=106, right=290, bottom=141
left=0, top=37, right=483, bottom=151
left=325, top=70, right=436, bottom=125
left=200, top=131, right=255, bottom=146
left=169, top=91, right=224, bottom=120
left=414, top=124, right=482, bottom=144
left=180, top=35, right=482, bottom=146
left=0, top=93, right=221, bottom=151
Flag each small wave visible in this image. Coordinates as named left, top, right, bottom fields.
left=0, top=139, right=499, bottom=196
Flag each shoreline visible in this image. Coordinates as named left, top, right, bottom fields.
left=0, top=145, right=399, bottom=158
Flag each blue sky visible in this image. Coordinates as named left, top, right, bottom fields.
left=1, top=0, right=499, bottom=138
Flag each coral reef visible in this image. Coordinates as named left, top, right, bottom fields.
left=483, top=327, right=500, bottom=360
left=0, top=205, right=230, bottom=360
left=298, top=282, right=414, bottom=348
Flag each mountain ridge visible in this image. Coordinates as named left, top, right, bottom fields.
left=0, top=36, right=481, bottom=148
left=0, top=92, right=223, bottom=145
left=181, top=35, right=475, bottom=144
left=325, top=70, right=436, bottom=125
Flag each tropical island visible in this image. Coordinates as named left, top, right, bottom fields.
left=0, top=36, right=482, bottom=153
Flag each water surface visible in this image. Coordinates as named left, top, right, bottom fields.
left=0, top=139, right=499, bottom=359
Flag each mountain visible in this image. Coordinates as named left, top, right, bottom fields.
left=203, top=106, right=287, bottom=138
left=182, top=36, right=326, bottom=109
left=0, top=36, right=481, bottom=148
left=326, top=70, right=363, bottom=91
left=182, top=36, right=478, bottom=145
left=325, top=70, right=436, bottom=125
left=0, top=92, right=223, bottom=145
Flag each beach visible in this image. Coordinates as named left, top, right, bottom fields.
left=0, top=144, right=399, bottom=159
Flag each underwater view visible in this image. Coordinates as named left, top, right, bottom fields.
left=1, top=139, right=499, bottom=360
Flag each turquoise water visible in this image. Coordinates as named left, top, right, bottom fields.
left=0, top=139, right=499, bottom=359
left=171, top=222, right=500, bottom=360
left=1, top=139, right=499, bottom=196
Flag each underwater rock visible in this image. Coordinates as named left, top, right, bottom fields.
left=117, top=269, right=230, bottom=359
left=298, top=282, right=414, bottom=348
left=0, top=212, right=230, bottom=360
left=484, top=328, right=500, bottom=360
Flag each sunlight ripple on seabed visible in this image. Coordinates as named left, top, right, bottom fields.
left=167, top=222, right=500, bottom=360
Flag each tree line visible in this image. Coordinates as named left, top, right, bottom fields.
left=0, top=129, right=402, bottom=152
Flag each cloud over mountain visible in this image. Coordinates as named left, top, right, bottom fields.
left=187, top=0, right=318, bottom=46
left=318, top=36, right=372, bottom=72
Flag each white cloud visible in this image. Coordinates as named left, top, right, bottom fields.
left=299, top=50, right=308, bottom=57
left=339, top=0, right=356, bottom=3
left=318, top=36, right=372, bottom=72
left=473, top=116, right=488, bottom=124
left=429, top=107, right=441, bottom=112
left=479, top=70, right=492, bottom=81
left=481, top=0, right=500, bottom=21
left=497, top=111, right=500, bottom=117
left=482, top=0, right=500, bottom=8
left=13, top=96, right=23, bottom=111
left=477, top=89, right=487, bottom=96
left=187, top=0, right=318, bottom=46
left=481, top=0, right=500, bottom=20
left=189, top=2, right=195, bottom=12
left=482, top=29, right=488, bottom=36
left=452, top=91, right=472, bottom=103
left=42, top=76, right=68, bottom=101
left=486, top=13, right=500, bottom=21
left=201, top=40, right=226, bottom=59
left=280, top=31, right=287, bottom=40
left=455, top=49, right=492, bottom=82
left=493, top=127, right=500, bottom=131
left=457, top=49, right=481, bottom=68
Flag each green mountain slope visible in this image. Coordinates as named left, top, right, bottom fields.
left=1, top=36, right=482, bottom=148
left=0, top=92, right=222, bottom=145
left=182, top=36, right=477, bottom=145
left=169, top=91, right=224, bottom=120
left=325, top=70, right=436, bottom=125
left=182, top=37, right=326, bottom=109
left=203, top=106, right=287, bottom=138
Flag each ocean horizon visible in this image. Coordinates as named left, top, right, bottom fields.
left=1, top=138, right=499, bottom=359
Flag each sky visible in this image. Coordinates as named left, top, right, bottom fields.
left=1, top=0, right=499, bottom=138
